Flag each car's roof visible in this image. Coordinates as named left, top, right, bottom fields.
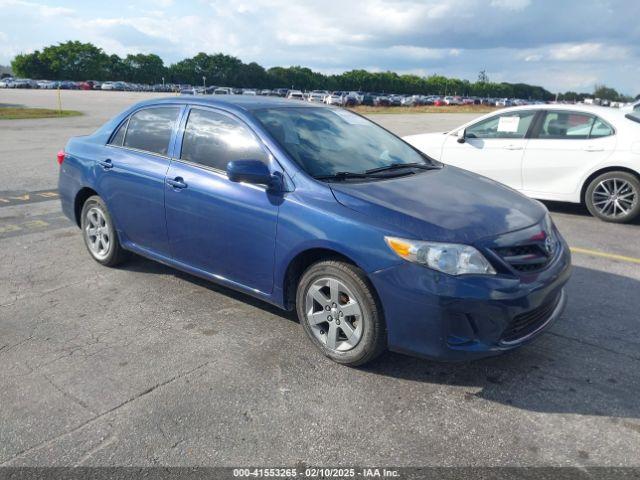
left=136, top=95, right=325, bottom=112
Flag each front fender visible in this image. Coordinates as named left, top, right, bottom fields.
left=272, top=189, right=405, bottom=306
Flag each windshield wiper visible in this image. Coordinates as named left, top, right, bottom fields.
left=364, top=162, right=440, bottom=174
left=314, top=171, right=381, bottom=181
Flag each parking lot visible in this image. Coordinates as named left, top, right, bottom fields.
left=1, top=89, right=639, bottom=467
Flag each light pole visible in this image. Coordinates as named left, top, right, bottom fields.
left=162, top=76, right=165, bottom=88
left=203, top=76, right=206, bottom=91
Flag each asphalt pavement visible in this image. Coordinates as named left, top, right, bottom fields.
left=0, top=90, right=639, bottom=467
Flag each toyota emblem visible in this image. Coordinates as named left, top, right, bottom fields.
left=544, top=235, right=555, bottom=255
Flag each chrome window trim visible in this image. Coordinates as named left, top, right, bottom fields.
left=105, top=143, right=172, bottom=160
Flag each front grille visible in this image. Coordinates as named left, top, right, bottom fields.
left=493, top=243, right=552, bottom=273
left=501, top=294, right=560, bottom=343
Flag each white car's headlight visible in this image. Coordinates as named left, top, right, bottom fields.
left=385, top=236, right=496, bottom=275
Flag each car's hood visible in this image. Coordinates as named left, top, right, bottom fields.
left=330, top=166, right=546, bottom=244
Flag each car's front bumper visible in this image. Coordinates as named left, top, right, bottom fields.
left=369, top=236, right=572, bottom=361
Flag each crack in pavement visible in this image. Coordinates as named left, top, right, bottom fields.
left=75, top=433, right=118, bottom=466
left=0, top=360, right=213, bottom=465
left=42, top=374, right=97, bottom=416
left=547, top=331, right=640, bottom=362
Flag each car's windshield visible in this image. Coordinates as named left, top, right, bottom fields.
left=253, top=107, right=430, bottom=178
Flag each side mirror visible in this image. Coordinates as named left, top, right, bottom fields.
left=227, top=160, right=280, bottom=190
left=457, top=129, right=466, bottom=143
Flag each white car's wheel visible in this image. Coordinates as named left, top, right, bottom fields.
left=585, top=172, right=640, bottom=223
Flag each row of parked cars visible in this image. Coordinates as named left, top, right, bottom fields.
left=186, top=87, right=541, bottom=108
left=0, top=78, right=175, bottom=92
left=0, top=77, right=541, bottom=107
left=4, top=77, right=637, bottom=112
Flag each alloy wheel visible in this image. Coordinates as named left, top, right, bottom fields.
left=304, top=277, right=364, bottom=352
left=84, top=206, right=111, bottom=260
left=591, top=178, right=637, bottom=219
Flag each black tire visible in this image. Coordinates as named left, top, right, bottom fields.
left=296, top=260, right=386, bottom=366
left=585, top=171, right=640, bottom=223
left=80, top=195, right=129, bottom=267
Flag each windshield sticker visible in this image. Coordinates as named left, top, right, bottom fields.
left=330, top=109, right=370, bottom=125
left=497, top=116, right=520, bottom=133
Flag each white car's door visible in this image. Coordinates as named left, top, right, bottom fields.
left=440, top=110, right=537, bottom=190
left=522, top=111, right=617, bottom=199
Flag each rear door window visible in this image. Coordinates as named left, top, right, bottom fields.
left=123, top=107, right=180, bottom=156
left=536, top=112, right=584, bottom=139
left=535, top=111, right=615, bottom=139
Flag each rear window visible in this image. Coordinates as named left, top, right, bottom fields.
left=108, top=119, right=128, bottom=146
left=589, top=117, right=615, bottom=138
left=123, top=107, right=180, bottom=156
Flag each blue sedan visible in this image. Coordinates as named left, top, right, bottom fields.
left=58, top=96, right=571, bottom=365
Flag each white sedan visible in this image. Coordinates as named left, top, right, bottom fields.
left=324, top=93, right=343, bottom=106
left=404, top=104, right=640, bottom=223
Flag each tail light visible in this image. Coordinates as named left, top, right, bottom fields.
left=57, top=150, right=65, bottom=165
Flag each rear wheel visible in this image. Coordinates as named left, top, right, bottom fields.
left=585, top=171, right=640, bottom=223
left=296, top=260, right=386, bottom=366
left=80, top=195, right=128, bottom=267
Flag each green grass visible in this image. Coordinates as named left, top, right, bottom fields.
left=0, top=107, right=82, bottom=120
left=350, top=105, right=498, bottom=115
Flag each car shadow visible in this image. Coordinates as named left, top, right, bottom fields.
left=364, top=265, right=640, bottom=419
left=120, top=255, right=298, bottom=323
left=542, top=200, right=591, bottom=217
left=121, top=256, right=639, bottom=419
left=543, top=200, right=640, bottom=225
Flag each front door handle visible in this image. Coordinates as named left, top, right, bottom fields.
left=584, top=146, right=604, bottom=152
left=98, top=159, right=113, bottom=170
left=166, top=177, right=188, bottom=189
left=502, top=144, right=523, bottom=150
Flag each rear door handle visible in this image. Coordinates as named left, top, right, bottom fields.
left=584, top=146, right=604, bottom=152
left=98, top=159, right=113, bottom=170
left=166, top=177, right=188, bottom=189
left=502, top=144, right=523, bottom=151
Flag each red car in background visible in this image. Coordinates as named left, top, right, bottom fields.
left=78, top=81, right=95, bottom=90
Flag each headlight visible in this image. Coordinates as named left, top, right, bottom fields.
left=384, top=236, right=496, bottom=275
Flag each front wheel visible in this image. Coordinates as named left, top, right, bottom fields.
left=296, top=260, right=386, bottom=366
left=585, top=172, right=640, bottom=223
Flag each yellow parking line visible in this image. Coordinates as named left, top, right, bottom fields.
left=570, top=247, right=640, bottom=265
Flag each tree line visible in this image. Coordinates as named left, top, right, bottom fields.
left=557, top=85, right=637, bottom=103
left=9, top=41, right=636, bottom=101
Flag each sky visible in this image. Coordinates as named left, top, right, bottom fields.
left=0, top=0, right=638, bottom=94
